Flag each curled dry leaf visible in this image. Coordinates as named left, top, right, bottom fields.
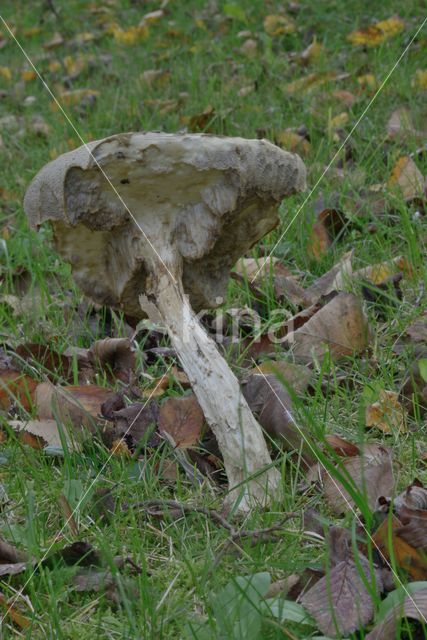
left=365, top=390, right=406, bottom=434
left=372, top=515, right=427, bottom=581
left=300, top=556, right=381, bottom=637
left=286, top=293, right=371, bottom=363
left=109, top=400, right=161, bottom=449
left=366, top=587, right=427, bottom=640
left=304, top=250, right=353, bottom=305
left=158, top=394, right=205, bottom=448
left=347, top=16, right=404, bottom=47
left=324, top=434, right=360, bottom=457
left=242, top=373, right=315, bottom=466
left=323, top=445, right=394, bottom=514
left=88, top=337, right=136, bottom=382
left=306, top=208, right=348, bottom=260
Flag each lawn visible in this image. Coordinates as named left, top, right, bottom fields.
left=0, top=0, right=426, bottom=638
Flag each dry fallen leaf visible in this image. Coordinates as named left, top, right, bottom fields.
left=250, top=360, right=312, bottom=395
left=301, top=556, right=380, bottom=637
left=324, top=434, right=360, bottom=458
left=365, top=389, right=406, bottom=434
left=386, top=108, right=417, bottom=140
left=263, top=14, right=295, bottom=37
left=275, top=130, right=311, bottom=156
left=353, top=255, right=412, bottom=284
left=304, top=250, right=353, bottom=305
left=306, top=208, right=348, bottom=260
left=158, top=394, right=205, bottom=448
left=373, top=515, right=427, bottom=581
left=9, top=418, right=74, bottom=449
left=110, top=400, right=161, bottom=450
left=300, top=38, right=323, bottom=65
left=242, top=373, right=315, bottom=466
left=348, top=16, right=404, bottom=47
left=366, top=587, right=427, bottom=640
left=323, top=445, right=394, bottom=514
left=286, top=293, right=370, bottom=363
left=0, top=370, right=38, bottom=411
left=388, top=156, right=425, bottom=200
left=412, top=69, right=427, bottom=91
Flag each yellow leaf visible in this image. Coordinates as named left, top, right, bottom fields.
left=264, top=14, right=295, bottom=37
left=300, top=38, right=323, bottom=64
left=366, top=390, right=406, bottom=434
left=284, top=72, right=335, bottom=95
left=275, top=130, right=311, bottom=155
left=0, top=66, right=12, bottom=82
left=111, top=23, right=149, bottom=45
left=354, top=256, right=412, bottom=284
left=348, top=16, right=404, bottom=47
left=23, top=26, right=41, bottom=37
left=357, top=74, right=377, bottom=90
left=51, top=89, right=99, bottom=111
left=21, top=70, right=36, bottom=82
left=329, top=111, right=349, bottom=129
left=48, top=60, right=61, bottom=73
left=63, top=56, right=86, bottom=78
left=412, top=69, right=427, bottom=91
left=388, top=155, right=425, bottom=199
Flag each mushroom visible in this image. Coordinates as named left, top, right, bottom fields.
left=24, top=132, right=306, bottom=512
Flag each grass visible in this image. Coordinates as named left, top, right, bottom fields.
left=0, top=0, right=426, bottom=637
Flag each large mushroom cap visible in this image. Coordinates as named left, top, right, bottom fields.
left=24, top=132, right=306, bottom=316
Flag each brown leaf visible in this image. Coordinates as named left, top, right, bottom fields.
left=0, top=371, right=38, bottom=411
left=111, top=401, right=161, bottom=449
left=365, top=390, right=406, bottom=434
left=15, top=343, right=72, bottom=380
left=286, top=293, right=371, bottom=363
left=158, top=394, right=205, bottom=448
left=0, top=593, right=31, bottom=629
left=394, top=480, right=427, bottom=512
left=89, top=337, right=135, bottom=382
left=304, top=250, right=353, bottom=305
left=306, top=208, right=348, bottom=260
left=323, top=446, right=394, bottom=514
left=36, top=382, right=113, bottom=429
left=388, top=156, right=425, bottom=200
left=9, top=418, right=75, bottom=449
left=372, top=515, right=427, bottom=581
left=263, top=14, right=295, bottom=36
left=242, top=373, right=315, bottom=466
left=366, top=587, right=427, bottom=640
left=406, top=313, right=427, bottom=343
left=324, top=434, right=360, bottom=457
left=73, top=569, right=138, bottom=604
left=300, top=556, right=380, bottom=637
left=386, top=108, right=418, bottom=140
left=250, top=360, right=312, bottom=395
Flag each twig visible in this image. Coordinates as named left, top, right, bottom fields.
left=130, top=499, right=299, bottom=569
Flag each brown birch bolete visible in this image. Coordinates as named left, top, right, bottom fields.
left=24, top=132, right=306, bottom=512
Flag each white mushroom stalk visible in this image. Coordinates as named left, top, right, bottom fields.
left=24, top=132, right=306, bottom=512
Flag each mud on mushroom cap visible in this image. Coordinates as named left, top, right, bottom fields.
left=24, top=132, right=306, bottom=317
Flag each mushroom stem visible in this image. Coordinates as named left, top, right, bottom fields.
left=146, top=268, right=281, bottom=513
